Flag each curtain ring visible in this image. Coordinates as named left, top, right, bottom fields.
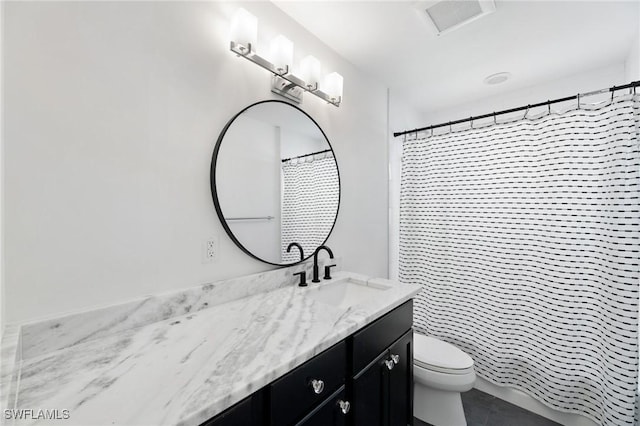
left=611, top=89, right=614, bottom=102
left=547, top=102, right=551, bottom=114
left=524, top=105, right=530, bottom=119
left=429, top=128, right=433, bottom=138
left=493, top=112, right=497, bottom=125
left=449, top=122, right=452, bottom=133
left=577, top=94, right=580, bottom=110
left=470, top=117, right=474, bottom=129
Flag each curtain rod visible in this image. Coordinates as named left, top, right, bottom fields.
left=393, top=80, right=640, bottom=138
left=281, top=149, right=331, bottom=163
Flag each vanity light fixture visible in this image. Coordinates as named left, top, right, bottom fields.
left=270, top=35, right=293, bottom=75
left=324, top=72, right=344, bottom=104
left=228, top=8, right=342, bottom=107
left=229, top=8, right=257, bottom=55
left=300, top=55, right=321, bottom=91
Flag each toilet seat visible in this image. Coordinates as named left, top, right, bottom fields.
left=413, top=333, right=476, bottom=425
left=414, top=333, right=474, bottom=375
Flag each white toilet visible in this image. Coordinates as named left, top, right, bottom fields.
left=413, top=333, right=476, bottom=426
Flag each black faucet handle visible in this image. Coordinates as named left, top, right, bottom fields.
left=293, top=271, right=307, bottom=287
left=323, top=264, right=337, bottom=280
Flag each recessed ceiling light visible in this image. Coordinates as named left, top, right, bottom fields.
left=484, top=72, right=511, bottom=85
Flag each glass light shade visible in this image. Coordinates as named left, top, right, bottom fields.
left=270, top=35, right=293, bottom=74
left=230, top=8, right=257, bottom=52
left=300, top=55, right=321, bottom=89
left=324, top=72, right=344, bottom=100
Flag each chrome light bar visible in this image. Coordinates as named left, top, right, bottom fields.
left=230, top=41, right=341, bottom=107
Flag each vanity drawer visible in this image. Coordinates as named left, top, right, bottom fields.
left=270, top=340, right=347, bottom=426
left=295, top=385, right=348, bottom=426
left=351, top=300, right=413, bottom=374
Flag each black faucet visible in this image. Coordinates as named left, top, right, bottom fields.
left=312, top=245, right=334, bottom=283
left=293, top=270, right=307, bottom=287
left=286, top=242, right=304, bottom=262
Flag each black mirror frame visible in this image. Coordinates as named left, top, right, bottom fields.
left=210, top=99, right=341, bottom=267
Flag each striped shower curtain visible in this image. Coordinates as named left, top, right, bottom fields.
left=399, top=94, right=639, bottom=425
left=281, top=153, right=339, bottom=263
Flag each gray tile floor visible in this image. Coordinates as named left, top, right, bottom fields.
left=414, top=389, right=561, bottom=426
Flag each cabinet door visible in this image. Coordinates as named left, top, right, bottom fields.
left=352, top=300, right=413, bottom=374
left=388, top=331, right=413, bottom=426
left=352, top=350, right=390, bottom=426
left=295, top=386, right=349, bottom=426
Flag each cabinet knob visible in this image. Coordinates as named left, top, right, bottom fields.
left=385, top=359, right=395, bottom=370
left=337, top=400, right=351, bottom=415
left=390, top=354, right=400, bottom=365
left=310, top=379, right=325, bottom=394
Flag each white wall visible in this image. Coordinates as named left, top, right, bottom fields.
left=280, top=129, right=326, bottom=160
left=420, top=63, right=626, bottom=126
left=3, top=1, right=389, bottom=324
left=625, top=30, right=640, bottom=81
left=217, top=115, right=281, bottom=263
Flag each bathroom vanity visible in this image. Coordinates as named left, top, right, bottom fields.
left=204, top=299, right=413, bottom=426
left=0, top=269, right=420, bottom=426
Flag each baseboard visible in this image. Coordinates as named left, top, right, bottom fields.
left=474, top=376, right=598, bottom=426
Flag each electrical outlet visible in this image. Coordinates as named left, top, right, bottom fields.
left=203, top=237, right=218, bottom=263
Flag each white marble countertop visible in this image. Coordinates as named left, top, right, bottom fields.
left=1, top=271, right=420, bottom=426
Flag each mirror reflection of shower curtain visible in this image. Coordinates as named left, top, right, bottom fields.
left=281, top=153, right=339, bottom=263
left=399, top=94, right=639, bottom=425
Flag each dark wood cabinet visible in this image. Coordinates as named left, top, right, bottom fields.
left=201, top=301, right=414, bottom=426
left=351, top=300, right=413, bottom=426
left=352, top=350, right=390, bottom=426
left=388, top=331, right=413, bottom=426
left=352, top=331, right=413, bottom=426
left=270, top=341, right=346, bottom=426
left=295, top=386, right=349, bottom=426
left=351, top=301, right=413, bottom=374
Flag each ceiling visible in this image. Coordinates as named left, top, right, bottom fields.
left=272, top=1, right=640, bottom=115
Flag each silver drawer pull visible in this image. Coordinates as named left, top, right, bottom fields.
left=391, top=354, right=400, bottom=365
left=310, top=379, right=325, bottom=394
left=337, top=400, right=350, bottom=415
left=385, top=359, right=395, bottom=370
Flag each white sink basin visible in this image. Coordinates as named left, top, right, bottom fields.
left=306, top=278, right=392, bottom=309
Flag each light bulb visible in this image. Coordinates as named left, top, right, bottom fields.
left=270, top=35, right=293, bottom=74
left=300, top=55, right=321, bottom=90
left=324, top=72, right=343, bottom=101
left=230, top=8, right=257, bottom=53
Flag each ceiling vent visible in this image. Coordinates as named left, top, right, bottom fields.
left=415, top=0, right=496, bottom=36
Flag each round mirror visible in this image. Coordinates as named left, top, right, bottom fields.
left=211, top=100, right=340, bottom=266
